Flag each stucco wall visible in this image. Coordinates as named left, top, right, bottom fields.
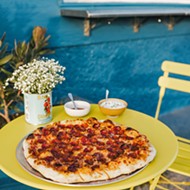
left=1, top=2, right=190, bottom=187
left=1, top=0, right=190, bottom=116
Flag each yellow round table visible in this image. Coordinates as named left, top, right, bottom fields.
left=0, top=105, right=178, bottom=190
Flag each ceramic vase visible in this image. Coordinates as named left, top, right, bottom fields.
left=24, top=91, right=52, bottom=125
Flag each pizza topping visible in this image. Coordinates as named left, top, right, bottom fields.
left=100, top=128, right=108, bottom=137
left=92, top=152, right=104, bottom=161
left=84, top=147, right=93, bottom=152
left=87, top=128, right=95, bottom=137
left=130, top=144, right=139, bottom=151
left=54, top=162, right=62, bottom=168
left=44, top=156, right=54, bottom=162
left=37, top=139, right=46, bottom=144
left=73, top=145, right=82, bottom=151
left=93, top=123, right=100, bottom=129
left=57, top=132, right=64, bottom=140
left=120, top=143, right=130, bottom=150
left=81, top=136, right=91, bottom=145
left=25, top=117, right=153, bottom=175
left=68, top=161, right=80, bottom=172
left=51, top=149, right=61, bottom=158
left=61, top=153, right=71, bottom=162
left=85, top=158, right=94, bottom=165
left=128, top=152, right=137, bottom=158
left=108, top=152, right=119, bottom=159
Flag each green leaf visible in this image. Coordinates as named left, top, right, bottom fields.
left=0, top=33, right=6, bottom=47
left=15, top=61, right=24, bottom=68
left=44, top=35, right=51, bottom=43
left=39, top=49, right=55, bottom=55
left=0, top=44, right=8, bottom=56
left=0, top=54, right=13, bottom=66
left=1, top=33, right=6, bottom=43
left=21, top=41, right=26, bottom=48
left=14, top=40, right=18, bottom=55
left=1, top=67, right=12, bottom=76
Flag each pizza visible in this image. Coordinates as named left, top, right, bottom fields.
left=22, top=117, right=156, bottom=184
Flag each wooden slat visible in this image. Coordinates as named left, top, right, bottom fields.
left=162, top=61, right=190, bottom=76
left=158, top=76, right=190, bottom=93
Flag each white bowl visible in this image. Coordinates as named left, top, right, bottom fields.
left=64, top=100, right=91, bottom=117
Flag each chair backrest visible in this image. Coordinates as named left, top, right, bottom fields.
left=155, top=60, right=190, bottom=119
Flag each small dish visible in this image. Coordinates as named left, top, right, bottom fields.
left=98, top=98, right=127, bottom=117
left=64, top=100, right=91, bottom=117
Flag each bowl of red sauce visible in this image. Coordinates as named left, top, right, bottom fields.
left=64, top=100, right=91, bottom=117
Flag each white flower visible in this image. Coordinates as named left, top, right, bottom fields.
left=5, top=57, right=66, bottom=94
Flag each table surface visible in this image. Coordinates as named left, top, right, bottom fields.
left=0, top=104, right=178, bottom=190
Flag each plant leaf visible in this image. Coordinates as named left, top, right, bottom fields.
left=1, top=68, right=12, bottom=76
left=0, top=54, right=13, bottom=66
left=39, top=49, right=55, bottom=55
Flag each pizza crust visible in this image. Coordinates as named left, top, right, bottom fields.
left=78, top=167, right=109, bottom=182
left=23, top=140, right=156, bottom=183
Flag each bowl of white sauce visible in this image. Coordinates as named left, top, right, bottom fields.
left=98, top=98, right=127, bottom=117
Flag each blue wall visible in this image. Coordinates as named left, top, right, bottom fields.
left=1, top=1, right=190, bottom=189
left=1, top=0, right=190, bottom=116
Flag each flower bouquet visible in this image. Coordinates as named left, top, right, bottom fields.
left=6, top=57, right=66, bottom=94
left=6, top=57, right=66, bottom=125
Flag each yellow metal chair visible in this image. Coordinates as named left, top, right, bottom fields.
left=154, top=60, right=190, bottom=189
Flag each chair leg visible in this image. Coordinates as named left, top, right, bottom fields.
left=158, top=175, right=184, bottom=190
left=155, top=184, right=169, bottom=190
left=149, top=175, right=161, bottom=190
left=159, top=180, right=190, bottom=186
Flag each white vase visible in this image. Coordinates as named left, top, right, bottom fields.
left=24, top=91, right=52, bottom=125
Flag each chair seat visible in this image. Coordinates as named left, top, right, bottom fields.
left=168, top=136, right=190, bottom=177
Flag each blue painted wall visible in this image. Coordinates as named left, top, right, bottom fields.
left=1, top=1, right=190, bottom=189
left=1, top=0, right=190, bottom=117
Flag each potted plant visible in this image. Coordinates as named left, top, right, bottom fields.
left=0, top=26, right=55, bottom=127
left=5, top=57, right=66, bottom=125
